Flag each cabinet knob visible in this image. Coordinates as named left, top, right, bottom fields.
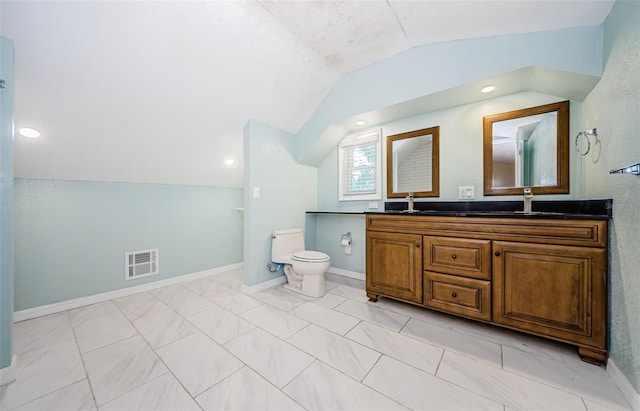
left=451, top=292, right=457, bottom=298
left=495, top=251, right=501, bottom=256
left=416, top=243, right=421, bottom=248
left=451, top=254, right=457, bottom=259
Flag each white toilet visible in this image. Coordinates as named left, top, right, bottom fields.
left=271, top=228, right=330, bottom=297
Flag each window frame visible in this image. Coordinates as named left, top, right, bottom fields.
left=338, top=128, right=382, bottom=202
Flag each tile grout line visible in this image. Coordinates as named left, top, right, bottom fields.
left=108, top=296, right=196, bottom=408
left=113, top=283, right=232, bottom=410
left=66, top=309, right=99, bottom=410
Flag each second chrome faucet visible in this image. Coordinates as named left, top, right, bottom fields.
left=523, top=188, right=534, bottom=214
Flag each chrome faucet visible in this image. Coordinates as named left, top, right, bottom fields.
left=406, top=192, right=414, bottom=212
left=523, top=188, right=534, bottom=214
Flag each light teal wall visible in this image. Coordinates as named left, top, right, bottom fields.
left=243, top=120, right=317, bottom=287
left=306, top=213, right=366, bottom=274
left=582, top=0, right=640, bottom=393
left=13, top=179, right=243, bottom=310
left=296, top=27, right=603, bottom=165
left=0, top=37, right=14, bottom=370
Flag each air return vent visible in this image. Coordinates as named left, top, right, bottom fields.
left=125, top=248, right=159, bottom=280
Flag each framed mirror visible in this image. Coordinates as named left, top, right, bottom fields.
left=386, top=126, right=440, bottom=198
left=483, top=101, right=569, bottom=196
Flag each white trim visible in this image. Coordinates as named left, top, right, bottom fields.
left=326, top=267, right=365, bottom=281
left=13, top=263, right=243, bottom=322
left=0, top=355, right=17, bottom=386
left=239, top=268, right=364, bottom=294
left=241, top=275, right=287, bottom=294
left=608, top=359, right=640, bottom=410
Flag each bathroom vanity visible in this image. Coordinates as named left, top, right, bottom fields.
left=365, top=207, right=610, bottom=365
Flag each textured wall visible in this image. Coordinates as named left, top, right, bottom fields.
left=14, top=180, right=243, bottom=310
left=581, top=0, right=640, bottom=393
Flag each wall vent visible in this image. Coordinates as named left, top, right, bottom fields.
left=125, top=248, right=159, bottom=280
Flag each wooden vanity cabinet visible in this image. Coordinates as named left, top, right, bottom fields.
left=365, top=214, right=608, bottom=365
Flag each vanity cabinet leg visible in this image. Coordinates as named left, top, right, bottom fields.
left=578, top=347, right=607, bottom=366
left=367, top=292, right=379, bottom=302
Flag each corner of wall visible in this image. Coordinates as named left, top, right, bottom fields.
left=243, top=119, right=318, bottom=287
left=0, top=36, right=15, bottom=370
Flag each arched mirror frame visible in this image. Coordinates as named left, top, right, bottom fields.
left=483, top=100, right=570, bottom=196
left=386, top=126, right=440, bottom=198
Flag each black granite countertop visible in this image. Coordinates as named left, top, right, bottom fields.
left=307, top=199, right=613, bottom=220
left=380, top=199, right=612, bottom=220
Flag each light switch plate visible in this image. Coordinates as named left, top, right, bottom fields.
left=252, top=186, right=260, bottom=199
left=458, top=186, right=475, bottom=200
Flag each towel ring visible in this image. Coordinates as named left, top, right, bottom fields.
left=575, top=132, right=590, bottom=156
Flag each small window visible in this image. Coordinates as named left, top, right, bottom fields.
left=338, top=128, right=382, bottom=201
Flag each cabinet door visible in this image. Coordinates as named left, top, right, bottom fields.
left=493, top=241, right=606, bottom=349
left=366, top=231, right=423, bottom=303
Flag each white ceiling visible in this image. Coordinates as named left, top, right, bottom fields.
left=0, top=0, right=615, bottom=187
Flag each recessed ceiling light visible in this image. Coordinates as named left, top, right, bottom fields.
left=224, top=156, right=236, bottom=167
left=481, top=85, right=496, bottom=94
left=355, top=120, right=365, bottom=126
left=19, top=127, right=41, bottom=139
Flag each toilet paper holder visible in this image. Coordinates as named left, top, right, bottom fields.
left=341, top=232, right=352, bottom=246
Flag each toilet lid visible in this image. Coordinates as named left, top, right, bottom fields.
left=291, top=250, right=330, bottom=263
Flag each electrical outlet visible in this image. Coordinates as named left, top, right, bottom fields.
left=368, top=202, right=379, bottom=209
left=252, top=186, right=260, bottom=199
left=458, top=186, right=475, bottom=200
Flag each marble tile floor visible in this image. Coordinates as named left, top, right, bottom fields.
left=1, top=270, right=632, bottom=411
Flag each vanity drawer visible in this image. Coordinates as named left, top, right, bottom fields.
left=424, top=271, right=491, bottom=321
left=423, top=236, right=491, bottom=280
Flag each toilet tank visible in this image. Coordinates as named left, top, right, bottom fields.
left=271, top=229, right=305, bottom=262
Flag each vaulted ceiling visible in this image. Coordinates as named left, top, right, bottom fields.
left=1, top=1, right=615, bottom=187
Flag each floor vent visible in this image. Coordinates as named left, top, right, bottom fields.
left=125, top=248, right=159, bottom=280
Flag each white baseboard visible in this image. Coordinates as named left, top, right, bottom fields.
left=14, top=263, right=243, bottom=323
left=327, top=267, right=365, bottom=281
left=239, top=267, right=363, bottom=295
left=0, top=355, right=17, bottom=386
left=241, top=275, right=287, bottom=294
left=608, top=359, right=640, bottom=410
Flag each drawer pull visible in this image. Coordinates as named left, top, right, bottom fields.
left=495, top=251, right=501, bottom=256
left=451, top=292, right=457, bottom=298
left=451, top=254, right=457, bottom=259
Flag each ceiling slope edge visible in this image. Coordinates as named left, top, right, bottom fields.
left=295, top=66, right=601, bottom=167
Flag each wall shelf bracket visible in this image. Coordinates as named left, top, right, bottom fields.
left=609, top=162, right=640, bottom=175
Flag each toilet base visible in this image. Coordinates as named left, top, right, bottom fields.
left=284, top=274, right=326, bottom=298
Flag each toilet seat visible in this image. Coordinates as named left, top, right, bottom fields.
left=291, top=250, right=330, bottom=263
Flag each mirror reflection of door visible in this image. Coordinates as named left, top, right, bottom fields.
left=491, top=112, right=557, bottom=188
